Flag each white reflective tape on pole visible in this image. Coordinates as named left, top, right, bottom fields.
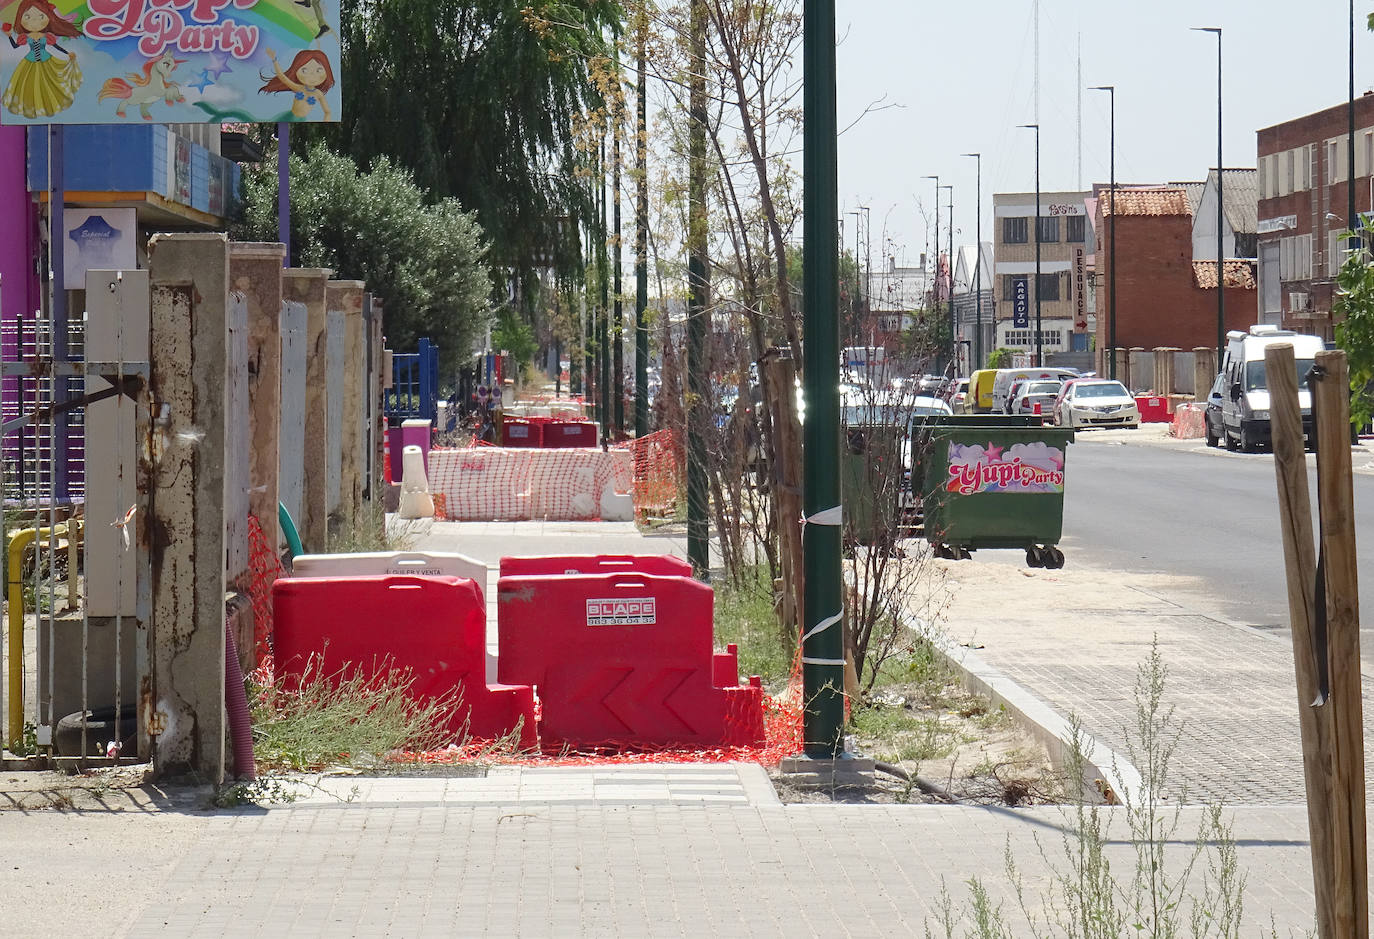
left=802, top=504, right=842, bottom=526
left=802, top=610, right=841, bottom=642
left=801, top=657, right=847, bottom=667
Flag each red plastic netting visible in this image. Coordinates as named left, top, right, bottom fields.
left=245, top=513, right=283, bottom=663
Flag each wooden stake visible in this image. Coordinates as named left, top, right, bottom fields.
left=1312, top=349, right=1369, bottom=938
left=1266, top=343, right=1337, bottom=938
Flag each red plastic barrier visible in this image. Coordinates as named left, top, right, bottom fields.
left=496, top=572, right=764, bottom=749
left=542, top=420, right=599, bottom=448
left=499, top=554, right=695, bottom=579
left=273, top=575, right=537, bottom=749
left=501, top=417, right=543, bottom=448
left=1136, top=396, right=1170, bottom=423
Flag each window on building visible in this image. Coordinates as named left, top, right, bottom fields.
left=1329, top=230, right=1360, bottom=276
left=1329, top=140, right=1343, bottom=185
left=1066, top=216, right=1086, bottom=242
left=1003, top=216, right=1028, bottom=244
left=1257, top=158, right=1268, bottom=200
left=1365, top=131, right=1374, bottom=180
left=1002, top=329, right=1065, bottom=349
left=1036, top=216, right=1059, bottom=243
left=1288, top=150, right=1297, bottom=193
left=1280, top=233, right=1313, bottom=281
left=1036, top=272, right=1061, bottom=301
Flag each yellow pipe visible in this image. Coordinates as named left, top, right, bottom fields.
left=6, top=522, right=78, bottom=750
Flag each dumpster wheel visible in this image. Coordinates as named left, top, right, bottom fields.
left=1026, top=545, right=1064, bottom=569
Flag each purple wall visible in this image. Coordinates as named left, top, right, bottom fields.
left=0, top=125, right=34, bottom=345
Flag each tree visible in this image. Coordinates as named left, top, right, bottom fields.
left=1333, top=222, right=1374, bottom=426
left=316, top=0, right=622, bottom=296
left=235, top=143, right=491, bottom=369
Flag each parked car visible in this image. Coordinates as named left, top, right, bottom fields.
left=949, top=378, right=970, bottom=412
left=991, top=367, right=1080, bottom=414
left=1055, top=379, right=1140, bottom=429
left=1012, top=380, right=1063, bottom=418
left=1204, top=373, right=1225, bottom=447
left=1219, top=325, right=1323, bottom=451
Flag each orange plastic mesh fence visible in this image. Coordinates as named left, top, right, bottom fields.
left=426, top=429, right=683, bottom=522
left=246, top=513, right=284, bottom=663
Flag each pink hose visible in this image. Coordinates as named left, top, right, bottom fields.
left=224, top=620, right=257, bottom=781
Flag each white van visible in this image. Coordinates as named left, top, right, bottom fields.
left=1218, top=325, right=1325, bottom=452
left=991, top=367, right=1080, bottom=414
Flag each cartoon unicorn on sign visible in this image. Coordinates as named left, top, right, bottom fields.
left=97, top=50, right=186, bottom=120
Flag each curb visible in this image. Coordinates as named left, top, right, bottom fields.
left=912, top=614, right=1146, bottom=807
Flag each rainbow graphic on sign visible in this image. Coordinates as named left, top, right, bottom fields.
left=0, top=0, right=339, bottom=124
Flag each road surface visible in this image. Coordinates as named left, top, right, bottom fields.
left=1060, top=432, right=1374, bottom=630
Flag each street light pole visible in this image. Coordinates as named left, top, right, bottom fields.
left=1089, top=86, right=1116, bottom=379
left=801, top=0, right=846, bottom=759
left=941, top=183, right=954, bottom=371
left=961, top=153, right=982, bottom=370
left=1350, top=0, right=1358, bottom=256
left=1018, top=124, right=1042, bottom=366
left=923, top=174, right=939, bottom=365
left=1193, top=27, right=1223, bottom=359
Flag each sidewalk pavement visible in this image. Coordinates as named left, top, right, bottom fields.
left=0, top=770, right=1330, bottom=937
left=0, top=519, right=1352, bottom=935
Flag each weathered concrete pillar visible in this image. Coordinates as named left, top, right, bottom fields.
left=324, top=307, right=345, bottom=529
left=282, top=268, right=331, bottom=552
left=327, top=281, right=365, bottom=532
left=229, top=244, right=285, bottom=550
left=1194, top=347, right=1217, bottom=400
left=1153, top=347, right=1180, bottom=396
left=147, top=233, right=229, bottom=782
left=224, top=290, right=250, bottom=656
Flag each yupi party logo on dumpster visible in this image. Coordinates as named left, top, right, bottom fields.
left=586, top=597, right=658, bottom=627
left=946, top=442, right=1065, bottom=495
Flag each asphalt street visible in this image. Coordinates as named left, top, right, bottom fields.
left=1059, top=433, right=1374, bottom=631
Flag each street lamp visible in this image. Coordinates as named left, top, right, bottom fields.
left=941, top=183, right=954, bottom=371
left=961, top=152, right=982, bottom=370
left=1192, top=27, right=1223, bottom=360
left=1089, top=86, right=1116, bottom=380
left=1018, top=124, right=1042, bottom=366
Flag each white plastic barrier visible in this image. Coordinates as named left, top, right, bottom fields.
left=397, top=444, right=436, bottom=519
left=291, top=551, right=489, bottom=602
left=1169, top=403, right=1206, bottom=439
left=427, top=446, right=633, bottom=522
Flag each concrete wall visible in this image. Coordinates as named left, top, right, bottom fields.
left=282, top=269, right=331, bottom=552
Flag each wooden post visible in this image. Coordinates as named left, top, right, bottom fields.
left=282, top=269, right=331, bottom=552
left=1313, top=349, right=1369, bottom=937
left=1267, top=343, right=1337, bottom=938
left=278, top=299, right=308, bottom=533
left=762, top=350, right=802, bottom=638
left=146, top=233, right=229, bottom=782
left=223, top=289, right=251, bottom=666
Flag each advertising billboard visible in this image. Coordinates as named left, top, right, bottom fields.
left=0, top=0, right=339, bottom=124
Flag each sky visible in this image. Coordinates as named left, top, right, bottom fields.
left=834, top=0, right=1374, bottom=269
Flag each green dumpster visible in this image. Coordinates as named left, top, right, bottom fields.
left=916, top=420, right=1075, bottom=569
left=841, top=422, right=909, bottom=545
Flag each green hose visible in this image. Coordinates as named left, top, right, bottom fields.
left=278, top=502, right=304, bottom=560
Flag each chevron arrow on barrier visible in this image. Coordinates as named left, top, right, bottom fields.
left=564, top=665, right=699, bottom=737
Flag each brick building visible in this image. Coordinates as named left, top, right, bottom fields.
left=992, top=190, right=1092, bottom=359
left=1093, top=187, right=1255, bottom=374
left=1256, top=94, right=1374, bottom=334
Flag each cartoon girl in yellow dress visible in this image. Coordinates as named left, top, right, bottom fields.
left=2, top=0, right=82, bottom=119
left=259, top=48, right=333, bottom=121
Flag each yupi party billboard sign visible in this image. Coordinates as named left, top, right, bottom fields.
left=0, top=0, right=338, bottom=124
left=945, top=441, right=1065, bottom=496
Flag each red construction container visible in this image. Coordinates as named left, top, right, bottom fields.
left=496, top=571, right=764, bottom=750
left=498, top=554, right=694, bottom=579
left=501, top=417, right=543, bottom=448
left=1136, top=396, right=1170, bottom=423
left=273, top=575, right=537, bottom=749
left=542, top=420, right=599, bottom=448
